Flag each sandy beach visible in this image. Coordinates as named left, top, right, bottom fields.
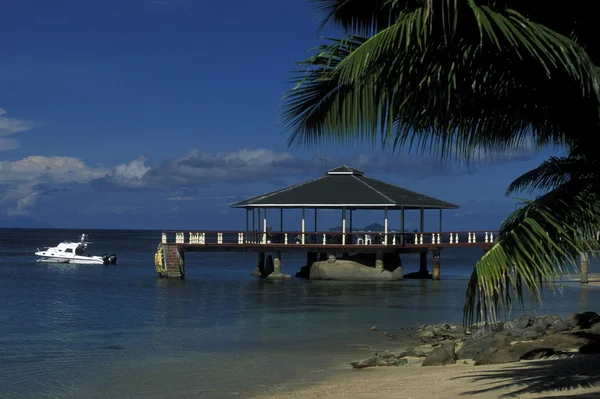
left=255, top=354, right=600, bottom=398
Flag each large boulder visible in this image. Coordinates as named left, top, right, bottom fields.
left=457, top=335, right=511, bottom=360
left=567, top=312, right=600, bottom=329
left=309, top=260, right=399, bottom=281
left=422, top=341, right=457, bottom=366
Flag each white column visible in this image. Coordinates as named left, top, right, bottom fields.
left=420, top=207, right=425, bottom=232
left=400, top=206, right=405, bottom=244
left=252, top=208, right=256, bottom=242
left=342, top=207, right=346, bottom=245
left=263, top=208, right=267, bottom=233
left=301, top=208, right=306, bottom=244
left=384, top=207, right=388, bottom=245
left=246, top=208, right=249, bottom=232
left=263, top=208, right=267, bottom=244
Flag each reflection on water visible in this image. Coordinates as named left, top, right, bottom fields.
left=2, top=228, right=600, bottom=398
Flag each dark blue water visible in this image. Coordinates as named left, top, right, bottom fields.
left=1, top=228, right=599, bottom=398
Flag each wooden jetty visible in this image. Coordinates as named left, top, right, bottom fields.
left=155, top=165, right=505, bottom=280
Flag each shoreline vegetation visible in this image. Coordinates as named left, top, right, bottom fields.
left=256, top=310, right=600, bottom=398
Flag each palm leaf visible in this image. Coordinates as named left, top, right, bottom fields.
left=507, top=155, right=599, bottom=196
left=283, top=2, right=600, bottom=164
left=464, top=180, right=600, bottom=325
left=311, top=0, right=399, bottom=35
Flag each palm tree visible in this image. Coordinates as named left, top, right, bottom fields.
left=282, top=0, right=600, bottom=323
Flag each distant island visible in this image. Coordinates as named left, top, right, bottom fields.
left=0, top=216, right=53, bottom=229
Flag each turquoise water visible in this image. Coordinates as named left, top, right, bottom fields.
left=1, top=228, right=600, bottom=398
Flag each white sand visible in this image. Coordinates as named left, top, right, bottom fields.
left=254, top=355, right=600, bottom=398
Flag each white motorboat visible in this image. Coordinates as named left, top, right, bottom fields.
left=35, top=234, right=117, bottom=265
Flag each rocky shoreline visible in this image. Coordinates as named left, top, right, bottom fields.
left=350, top=311, right=600, bottom=369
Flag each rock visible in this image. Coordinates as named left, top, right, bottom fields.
left=350, top=352, right=408, bottom=369
left=379, top=350, right=401, bottom=359
left=250, top=268, right=262, bottom=277
left=474, top=347, right=521, bottom=366
left=505, top=315, right=534, bottom=330
left=309, top=260, right=399, bottom=281
left=553, top=320, right=571, bottom=333
left=405, top=349, right=426, bottom=357
left=567, top=313, right=580, bottom=328
left=539, top=333, right=593, bottom=352
left=422, top=340, right=457, bottom=366
left=457, top=336, right=511, bottom=360
left=521, top=328, right=541, bottom=341
left=266, top=272, right=293, bottom=280
left=350, top=356, right=378, bottom=369
left=519, top=348, right=556, bottom=360
left=470, top=322, right=504, bottom=339
left=375, top=357, right=393, bottom=366
left=590, top=323, right=600, bottom=334
left=579, top=340, right=600, bottom=354
left=415, top=330, right=435, bottom=341
left=569, top=312, right=600, bottom=329
left=370, top=326, right=378, bottom=331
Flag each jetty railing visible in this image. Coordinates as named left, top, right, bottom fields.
left=161, top=230, right=498, bottom=247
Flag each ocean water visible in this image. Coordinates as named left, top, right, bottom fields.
left=1, top=228, right=600, bottom=399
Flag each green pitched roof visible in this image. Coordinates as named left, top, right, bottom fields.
left=230, top=165, right=458, bottom=210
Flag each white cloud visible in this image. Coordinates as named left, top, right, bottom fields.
left=0, top=156, right=109, bottom=183
left=0, top=108, right=35, bottom=151
left=0, top=156, right=109, bottom=216
left=0, top=146, right=536, bottom=220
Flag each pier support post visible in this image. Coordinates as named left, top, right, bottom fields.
left=159, top=244, right=185, bottom=278
left=432, top=248, right=441, bottom=280
left=419, top=251, right=428, bottom=275
left=581, top=252, right=589, bottom=284
left=375, top=251, right=384, bottom=271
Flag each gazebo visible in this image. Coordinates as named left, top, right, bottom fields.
left=229, top=165, right=459, bottom=245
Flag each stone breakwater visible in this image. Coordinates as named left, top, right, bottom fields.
left=350, top=311, right=600, bottom=368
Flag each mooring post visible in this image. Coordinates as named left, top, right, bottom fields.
left=432, top=248, right=441, bottom=280
left=581, top=252, right=589, bottom=284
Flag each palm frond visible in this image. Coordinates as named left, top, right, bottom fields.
left=464, top=181, right=600, bottom=325
left=506, top=155, right=596, bottom=196
left=283, top=2, right=600, bottom=163
left=311, top=0, right=403, bottom=35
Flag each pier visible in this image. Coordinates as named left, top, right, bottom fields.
left=155, top=165, right=497, bottom=280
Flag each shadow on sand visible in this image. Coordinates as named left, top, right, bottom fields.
left=453, top=354, right=600, bottom=397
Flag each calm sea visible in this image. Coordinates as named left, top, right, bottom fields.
left=1, top=228, right=600, bottom=399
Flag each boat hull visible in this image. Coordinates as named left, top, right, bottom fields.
left=35, top=255, right=107, bottom=265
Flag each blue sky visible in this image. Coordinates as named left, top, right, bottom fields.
left=0, top=0, right=561, bottom=231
